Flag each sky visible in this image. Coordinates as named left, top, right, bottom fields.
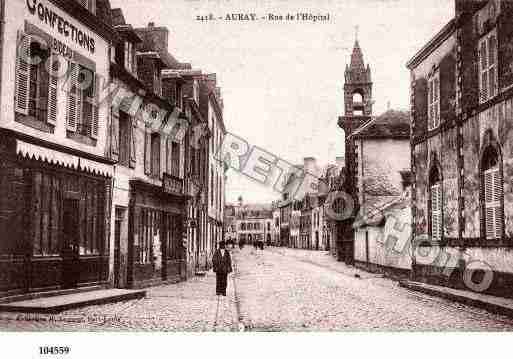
left=110, top=0, right=454, bottom=204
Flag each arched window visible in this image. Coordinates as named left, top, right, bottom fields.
left=482, top=145, right=503, bottom=239
left=429, top=165, right=442, bottom=241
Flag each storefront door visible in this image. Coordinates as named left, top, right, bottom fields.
left=62, top=199, right=80, bottom=289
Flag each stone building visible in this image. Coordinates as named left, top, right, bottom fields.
left=200, top=74, right=226, bottom=255
left=0, top=0, right=117, bottom=296
left=162, top=67, right=211, bottom=275
left=231, top=198, right=272, bottom=245
left=407, top=0, right=513, bottom=298
left=349, top=110, right=412, bottom=277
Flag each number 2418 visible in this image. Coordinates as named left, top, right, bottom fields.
left=39, top=346, right=70, bottom=355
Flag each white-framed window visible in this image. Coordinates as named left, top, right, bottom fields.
left=15, top=31, right=58, bottom=125
left=66, top=61, right=99, bottom=139
left=124, top=41, right=134, bottom=73
left=430, top=182, right=442, bottom=241
left=478, top=29, right=498, bottom=104
left=428, top=70, right=440, bottom=130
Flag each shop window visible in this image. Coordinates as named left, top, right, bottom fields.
left=482, top=146, right=503, bottom=239
left=66, top=61, right=99, bottom=141
left=15, top=33, right=58, bottom=127
left=428, top=70, right=440, bottom=130
left=478, top=29, right=498, bottom=104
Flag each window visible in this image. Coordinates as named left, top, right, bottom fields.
left=118, top=111, right=130, bottom=167
left=428, top=70, right=440, bottom=130
left=482, top=146, right=503, bottom=239
left=479, top=30, right=498, bottom=104
left=171, top=141, right=180, bottom=177
left=66, top=62, right=99, bottom=139
left=429, top=167, right=442, bottom=241
left=193, top=80, right=199, bottom=104
left=124, top=41, right=135, bottom=73
left=151, top=133, right=160, bottom=177
left=211, top=168, right=214, bottom=206
left=76, top=0, right=96, bottom=14
left=15, top=33, right=57, bottom=125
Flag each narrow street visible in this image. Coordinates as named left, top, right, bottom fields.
left=234, top=248, right=513, bottom=331
left=2, top=247, right=513, bottom=331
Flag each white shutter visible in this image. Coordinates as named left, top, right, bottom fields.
left=47, top=52, right=58, bottom=125
left=91, top=74, right=99, bottom=139
left=15, top=31, right=31, bottom=115
left=66, top=61, right=79, bottom=131
left=431, top=183, right=442, bottom=241
left=485, top=168, right=503, bottom=239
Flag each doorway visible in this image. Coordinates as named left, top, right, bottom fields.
left=62, top=199, right=80, bottom=289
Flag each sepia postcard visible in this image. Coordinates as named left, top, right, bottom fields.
left=1, top=0, right=513, bottom=357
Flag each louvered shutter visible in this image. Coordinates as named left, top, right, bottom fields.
left=66, top=61, right=79, bottom=131
left=47, top=52, right=58, bottom=125
left=488, top=34, right=497, bottom=99
left=479, top=40, right=488, bottom=103
left=15, top=31, right=31, bottom=115
left=144, top=129, right=151, bottom=175
left=91, top=74, right=99, bottom=139
left=431, top=183, right=442, bottom=241
left=434, top=76, right=440, bottom=128
left=111, top=108, right=119, bottom=161
left=129, top=118, right=137, bottom=169
left=485, top=167, right=503, bottom=239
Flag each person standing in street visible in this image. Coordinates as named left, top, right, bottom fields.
left=212, top=241, right=232, bottom=296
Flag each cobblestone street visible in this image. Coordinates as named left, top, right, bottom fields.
left=0, top=270, right=237, bottom=332
left=2, top=247, right=513, bottom=331
left=234, top=247, right=513, bottom=331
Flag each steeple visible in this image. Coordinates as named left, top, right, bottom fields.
left=343, top=33, right=373, bottom=117
left=350, top=40, right=365, bottom=71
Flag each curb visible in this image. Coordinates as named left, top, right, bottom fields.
left=399, top=280, right=513, bottom=318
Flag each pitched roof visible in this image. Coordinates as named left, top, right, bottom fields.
left=350, top=109, right=410, bottom=139
left=353, top=195, right=410, bottom=228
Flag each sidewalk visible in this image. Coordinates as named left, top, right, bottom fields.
left=0, top=270, right=238, bottom=331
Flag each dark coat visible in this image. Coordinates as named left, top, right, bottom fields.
left=212, top=249, right=232, bottom=274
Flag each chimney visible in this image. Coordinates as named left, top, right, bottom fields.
left=136, top=23, right=169, bottom=53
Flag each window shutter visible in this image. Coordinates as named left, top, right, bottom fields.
left=129, top=118, right=137, bottom=169
left=47, top=52, right=58, bottom=125
left=111, top=109, right=119, bottom=161
left=488, top=34, right=497, bottom=99
left=66, top=62, right=79, bottom=132
left=144, top=129, right=151, bottom=175
left=484, top=168, right=503, bottom=239
left=15, top=31, right=31, bottom=115
left=479, top=40, right=489, bottom=103
left=91, top=74, right=99, bottom=139
left=431, top=183, right=442, bottom=241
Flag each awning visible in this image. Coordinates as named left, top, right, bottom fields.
left=17, top=140, right=78, bottom=169
left=16, top=140, right=113, bottom=177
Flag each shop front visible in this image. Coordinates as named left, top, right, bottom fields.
left=127, top=178, right=188, bottom=288
left=0, top=135, right=112, bottom=297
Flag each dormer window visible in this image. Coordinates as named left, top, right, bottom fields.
left=76, top=0, right=96, bottom=14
